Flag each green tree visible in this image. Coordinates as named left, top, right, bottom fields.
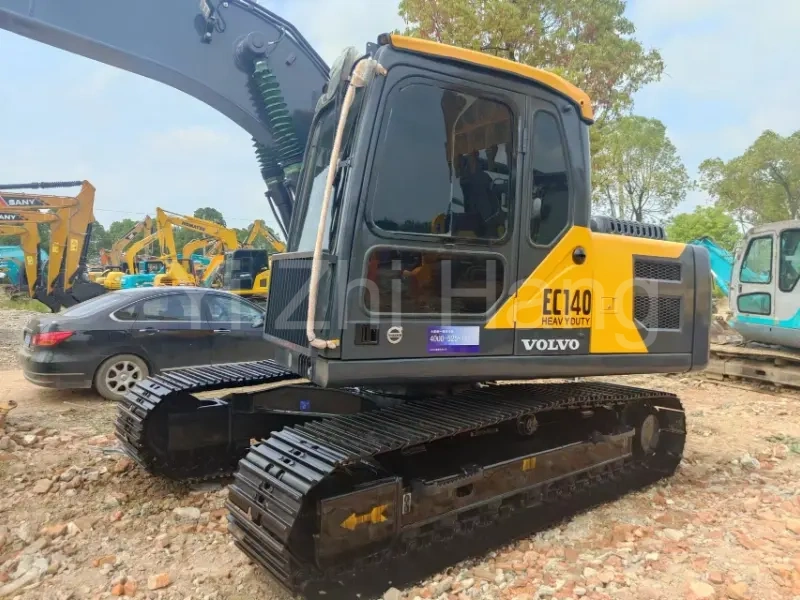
left=592, top=116, right=690, bottom=222
left=193, top=207, right=226, bottom=227
left=87, top=221, right=111, bottom=261
left=397, top=0, right=663, bottom=121
left=699, top=130, right=800, bottom=229
left=106, top=218, right=139, bottom=243
left=666, top=205, right=741, bottom=252
left=92, top=217, right=155, bottom=262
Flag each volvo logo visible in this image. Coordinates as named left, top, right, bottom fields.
left=387, top=326, right=403, bottom=344
left=521, top=338, right=580, bottom=352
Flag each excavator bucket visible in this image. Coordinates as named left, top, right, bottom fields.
left=69, top=280, right=107, bottom=304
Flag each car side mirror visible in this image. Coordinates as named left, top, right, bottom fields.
left=251, top=316, right=264, bottom=328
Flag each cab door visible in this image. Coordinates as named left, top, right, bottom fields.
left=342, top=70, right=529, bottom=360
left=513, top=98, right=589, bottom=356
left=730, top=232, right=778, bottom=338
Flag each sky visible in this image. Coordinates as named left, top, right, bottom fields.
left=0, top=0, right=798, bottom=234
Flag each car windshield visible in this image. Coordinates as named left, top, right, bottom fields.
left=60, top=292, right=127, bottom=317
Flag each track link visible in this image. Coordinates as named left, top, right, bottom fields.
left=226, top=381, right=686, bottom=596
left=707, top=342, right=800, bottom=390
left=114, top=360, right=295, bottom=481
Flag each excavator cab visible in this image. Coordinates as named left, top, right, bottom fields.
left=262, top=36, right=712, bottom=388
left=727, top=220, right=800, bottom=347
left=220, top=248, right=270, bottom=304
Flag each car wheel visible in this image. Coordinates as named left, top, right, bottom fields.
left=94, top=354, right=149, bottom=401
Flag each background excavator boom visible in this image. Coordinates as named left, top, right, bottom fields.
left=242, top=218, right=286, bottom=253
left=0, top=0, right=330, bottom=230
left=155, top=207, right=240, bottom=285
left=109, top=215, right=153, bottom=267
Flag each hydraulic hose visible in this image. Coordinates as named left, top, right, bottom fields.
left=306, top=58, right=386, bottom=350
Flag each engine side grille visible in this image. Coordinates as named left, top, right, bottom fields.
left=634, top=296, right=681, bottom=330
left=634, top=260, right=682, bottom=281
left=263, top=257, right=313, bottom=349
left=590, top=216, right=665, bottom=240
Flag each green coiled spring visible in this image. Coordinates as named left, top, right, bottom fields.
left=252, top=139, right=282, bottom=185
left=252, top=59, right=303, bottom=184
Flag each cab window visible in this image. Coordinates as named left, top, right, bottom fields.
left=363, top=248, right=505, bottom=315
left=779, top=229, right=800, bottom=292
left=740, top=236, right=773, bottom=284
left=530, top=111, right=570, bottom=246
left=738, top=292, right=771, bottom=315
left=369, top=82, right=514, bottom=241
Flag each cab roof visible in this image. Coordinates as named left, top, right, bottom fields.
left=386, top=34, right=594, bottom=124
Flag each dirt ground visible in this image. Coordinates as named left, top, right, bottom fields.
left=2, top=347, right=800, bottom=599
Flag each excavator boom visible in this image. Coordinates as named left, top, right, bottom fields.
left=0, top=0, right=329, bottom=228
left=157, top=208, right=239, bottom=250
left=110, top=215, right=153, bottom=266
left=243, top=218, right=286, bottom=252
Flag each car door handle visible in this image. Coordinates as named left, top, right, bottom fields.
left=213, top=329, right=231, bottom=334
left=138, top=327, right=159, bottom=334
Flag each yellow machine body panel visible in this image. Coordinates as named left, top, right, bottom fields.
left=485, top=226, right=686, bottom=354
left=153, top=260, right=196, bottom=287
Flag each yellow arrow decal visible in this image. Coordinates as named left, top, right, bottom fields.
left=340, top=504, right=389, bottom=531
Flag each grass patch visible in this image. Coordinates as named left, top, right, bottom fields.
left=0, top=293, right=50, bottom=313
left=765, top=434, right=800, bottom=454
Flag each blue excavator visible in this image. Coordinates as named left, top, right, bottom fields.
left=0, top=1, right=713, bottom=597
left=692, top=222, right=800, bottom=388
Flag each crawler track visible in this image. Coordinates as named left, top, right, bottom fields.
left=226, top=381, right=686, bottom=596
left=706, top=343, right=800, bottom=390
left=114, top=360, right=296, bottom=481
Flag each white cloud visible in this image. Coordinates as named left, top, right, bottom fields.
left=629, top=0, right=729, bottom=29
left=276, top=0, right=403, bottom=64
left=634, top=0, right=800, bottom=153
left=64, top=67, right=122, bottom=100
left=3, top=0, right=794, bottom=230
left=629, top=0, right=800, bottom=215
left=143, top=127, right=233, bottom=155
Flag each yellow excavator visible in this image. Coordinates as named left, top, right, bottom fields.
left=0, top=3, right=712, bottom=597
left=213, top=218, right=286, bottom=304
left=108, top=215, right=154, bottom=269
left=180, top=237, right=217, bottom=282
left=0, top=181, right=105, bottom=311
left=0, top=221, right=43, bottom=298
left=103, top=231, right=163, bottom=290
left=154, top=207, right=239, bottom=286
left=95, top=215, right=156, bottom=287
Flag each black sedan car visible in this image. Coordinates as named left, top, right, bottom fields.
left=19, top=286, right=274, bottom=401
